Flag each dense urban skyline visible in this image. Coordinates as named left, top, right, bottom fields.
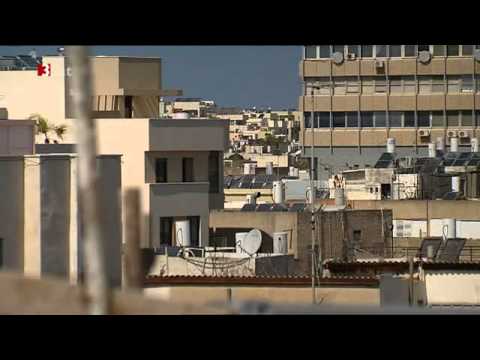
left=0, top=45, right=302, bottom=109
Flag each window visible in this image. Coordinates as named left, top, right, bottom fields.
left=375, top=77, right=387, bottom=93
left=362, top=77, right=374, bottom=94
left=447, top=45, right=459, bottom=56
left=304, top=113, right=311, bottom=128
left=188, top=216, right=200, bottom=247
left=462, top=45, right=473, bottom=56
left=305, top=46, right=317, bottom=59
left=319, top=45, right=331, bottom=58
left=306, top=77, right=330, bottom=95
left=404, top=112, right=415, bottom=127
left=346, top=112, right=358, bottom=127
left=353, top=230, right=362, bottom=244
left=182, top=158, right=194, bottom=182
left=333, top=77, right=347, bottom=95
left=403, top=76, right=416, bottom=93
left=389, top=76, right=402, bottom=94
left=432, top=76, right=445, bottom=93
left=333, top=112, right=346, bottom=128
left=319, top=112, right=330, bottom=128
left=333, top=45, right=345, bottom=54
left=418, top=76, right=432, bottom=94
left=431, top=111, right=444, bottom=127
left=155, top=158, right=168, bottom=183
left=346, top=78, right=359, bottom=93
left=447, top=76, right=460, bottom=93
left=389, top=111, right=403, bottom=127
left=417, top=111, right=430, bottom=127
left=447, top=111, right=460, bottom=127
left=160, top=217, right=173, bottom=246
left=361, top=112, right=374, bottom=128
left=433, top=45, right=445, bottom=56
left=404, top=45, right=416, bottom=57
left=461, top=75, right=473, bottom=93
left=361, top=45, right=373, bottom=57
left=348, top=45, right=359, bottom=56
left=389, top=45, right=401, bottom=57
left=208, top=151, right=220, bottom=193
left=374, top=112, right=386, bottom=127
left=375, top=45, right=387, bottom=57
left=461, top=110, right=473, bottom=126
left=125, top=96, right=133, bottom=118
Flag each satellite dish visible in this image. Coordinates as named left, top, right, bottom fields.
left=242, top=229, right=262, bottom=255
left=474, top=49, right=480, bottom=62
left=418, top=51, right=431, bottom=64
left=332, top=51, right=344, bottom=65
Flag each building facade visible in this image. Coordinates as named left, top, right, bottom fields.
left=299, top=45, right=480, bottom=180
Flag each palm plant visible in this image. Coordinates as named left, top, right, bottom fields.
left=29, top=113, right=52, bottom=143
left=54, top=124, right=67, bottom=142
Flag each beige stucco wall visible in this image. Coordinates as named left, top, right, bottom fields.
left=144, top=285, right=380, bottom=307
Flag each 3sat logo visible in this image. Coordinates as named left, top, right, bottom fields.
left=37, top=63, right=51, bottom=77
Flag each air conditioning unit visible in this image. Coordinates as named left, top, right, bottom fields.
left=375, top=60, right=385, bottom=68
left=418, top=129, right=430, bottom=137
left=458, top=130, right=470, bottom=138
left=447, top=130, right=458, bottom=138
left=347, top=53, right=356, bottom=60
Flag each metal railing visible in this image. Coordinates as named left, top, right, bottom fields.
left=356, top=246, right=480, bottom=262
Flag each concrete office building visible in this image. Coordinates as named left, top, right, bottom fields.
left=0, top=154, right=122, bottom=287
left=300, top=45, right=480, bottom=181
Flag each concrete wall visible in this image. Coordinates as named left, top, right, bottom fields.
left=0, top=120, right=35, bottom=155
left=144, top=285, right=380, bottom=307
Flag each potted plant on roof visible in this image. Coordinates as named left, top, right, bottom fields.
left=53, top=124, right=67, bottom=143
left=28, top=113, right=52, bottom=144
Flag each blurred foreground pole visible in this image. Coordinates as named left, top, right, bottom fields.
left=67, top=46, right=110, bottom=315
left=124, top=189, right=142, bottom=290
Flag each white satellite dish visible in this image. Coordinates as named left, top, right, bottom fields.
left=242, top=229, right=262, bottom=255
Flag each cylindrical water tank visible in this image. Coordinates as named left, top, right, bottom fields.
left=266, top=162, right=273, bottom=175
left=386, top=138, right=396, bottom=154
left=235, top=232, right=248, bottom=253
left=471, top=138, right=479, bottom=152
left=289, top=166, right=295, bottom=176
left=172, top=112, right=190, bottom=119
left=334, top=188, right=346, bottom=206
left=436, top=137, right=445, bottom=152
left=175, top=220, right=191, bottom=247
left=442, top=218, right=456, bottom=239
left=450, top=137, right=459, bottom=152
left=267, top=145, right=271, bottom=153
left=273, top=232, right=288, bottom=254
left=293, top=168, right=299, bottom=177
left=246, top=194, right=257, bottom=205
left=272, top=181, right=285, bottom=204
left=452, top=176, right=461, bottom=192
left=428, top=143, right=436, bottom=158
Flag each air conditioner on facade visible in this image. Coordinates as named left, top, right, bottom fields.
left=458, top=130, right=470, bottom=138
left=418, top=129, right=430, bottom=137
left=447, top=130, right=457, bottom=138
left=375, top=60, right=385, bottom=68
left=347, top=53, right=356, bottom=60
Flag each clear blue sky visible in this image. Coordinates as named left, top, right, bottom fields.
left=0, top=46, right=302, bottom=109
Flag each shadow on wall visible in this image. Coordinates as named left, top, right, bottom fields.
left=210, top=228, right=273, bottom=253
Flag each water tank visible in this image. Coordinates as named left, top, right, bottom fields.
left=451, top=176, right=461, bottom=192
left=265, top=162, right=273, bottom=175
left=386, top=138, right=396, bottom=154
left=450, top=137, right=459, bottom=152
left=172, top=112, right=190, bottom=119
left=471, top=138, right=479, bottom=152
left=175, top=220, right=191, bottom=247
left=293, top=168, right=299, bottom=177
left=267, top=145, right=271, bottom=153
left=306, top=186, right=315, bottom=204
left=334, top=188, right=346, bottom=206
left=289, top=166, right=295, bottom=176
left=273, top=232, right=288, bottom=254
left=272, top=181, right=285, bottom=203
left=244, top=163, right=256, bottom=175
left=246, top=194, right=257, bottom=205
left=235, top=232, right=249, bottom=254
left=442, top=218, right=456, bottom=239
left=428, top=143, right=436, bottom=158
left=436, top=137, right=445, bottom=153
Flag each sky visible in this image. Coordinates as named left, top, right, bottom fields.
left=0, top=46, right=302, bottom=109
